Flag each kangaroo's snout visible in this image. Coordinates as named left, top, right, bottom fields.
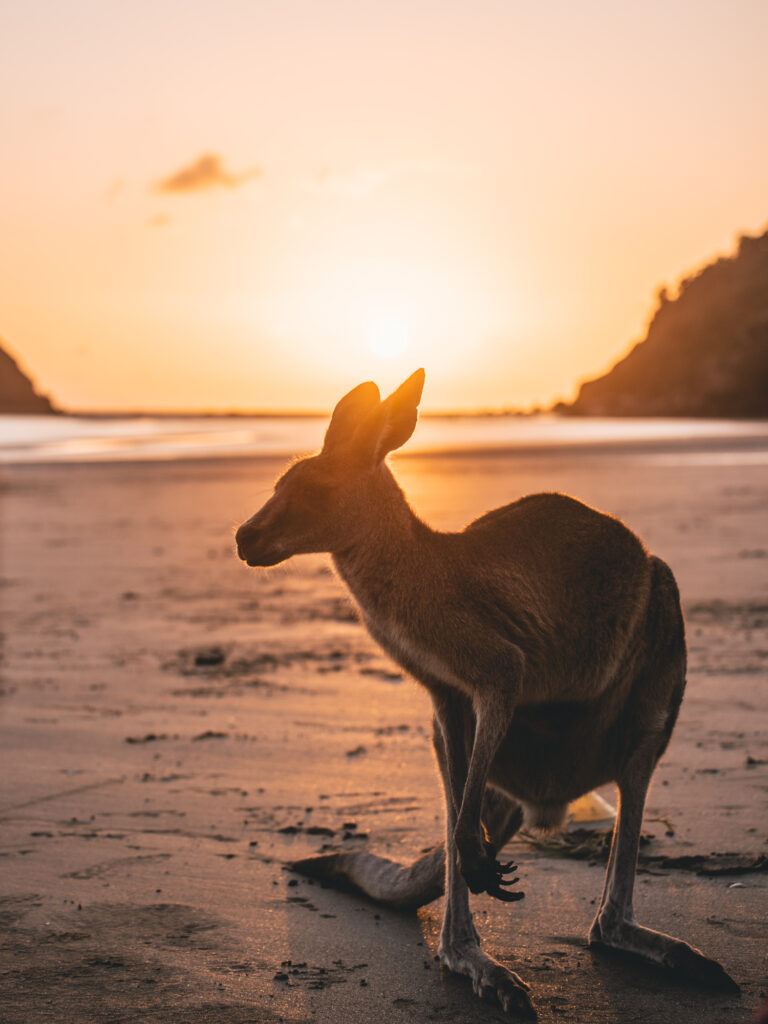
left=235, top=501, right=288, bottom=567
left=235, top=521, right=259, bottom=563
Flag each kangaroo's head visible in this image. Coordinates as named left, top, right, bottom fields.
left=235, top=368, right=425, bottom=567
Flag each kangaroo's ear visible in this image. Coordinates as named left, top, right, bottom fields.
left=364, top=368, right=425, bottom=461
left=323, top=380, right=381, bottom=452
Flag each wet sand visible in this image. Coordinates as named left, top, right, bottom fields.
left=1, top=440, right=767, bottom=1023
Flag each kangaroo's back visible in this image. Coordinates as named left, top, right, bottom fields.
left=449, top=492, right=654, bottom=701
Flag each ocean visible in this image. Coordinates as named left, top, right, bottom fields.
left=1, top=413, right=767, bottom=464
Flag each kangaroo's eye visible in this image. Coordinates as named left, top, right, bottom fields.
left=297, top=482, right=332, bottom=507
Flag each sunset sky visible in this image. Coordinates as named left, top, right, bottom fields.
left=2, top=0, right=767, bottom=412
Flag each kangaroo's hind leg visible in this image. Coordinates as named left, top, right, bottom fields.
left=432, top=692, right=536, bottom=1018
left=589, top=557, right=738, bottom=992
left=589, top=741, right=738, bottom=991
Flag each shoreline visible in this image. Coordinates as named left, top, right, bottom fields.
left=2, top=423, right=768, bottom=468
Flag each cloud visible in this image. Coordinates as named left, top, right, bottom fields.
left=154, top=153, right=261, bottom=194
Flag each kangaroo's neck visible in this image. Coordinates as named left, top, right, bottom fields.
left=331, top=463, right=436, bottom=617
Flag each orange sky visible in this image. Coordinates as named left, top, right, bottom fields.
left=2, top=0, right=767, bottom=412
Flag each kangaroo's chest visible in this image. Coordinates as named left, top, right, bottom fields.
left=363, top=614, right=469, bottom=694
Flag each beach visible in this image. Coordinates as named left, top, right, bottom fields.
left=1, top=438, right=766, bottom=1023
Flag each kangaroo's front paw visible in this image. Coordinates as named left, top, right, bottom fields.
left=457, top=838, right=524, bottom=902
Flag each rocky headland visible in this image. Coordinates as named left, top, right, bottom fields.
left=0, top=340, right=56, bottom=414
left=563, top=227, right=768, bottom=417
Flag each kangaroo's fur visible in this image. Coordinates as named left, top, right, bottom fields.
left=235, top=370, right=738, bottom=1017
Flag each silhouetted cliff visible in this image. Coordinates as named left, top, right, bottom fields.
left=564, top=228, right=768, bottom=417
left=0, top=341, right=56, bottom=414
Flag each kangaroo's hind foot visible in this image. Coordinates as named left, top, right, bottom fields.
left=589, top=916, right=739, bottom=992
left=438, top=937, right=536, bottom=1018
left=590, top=712, right=739, bottom=994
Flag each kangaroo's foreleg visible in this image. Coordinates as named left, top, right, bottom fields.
left=432, top=701, right=535, bottom=1018
left=429, top=684, right=472, bottom=815
left=589, top=745, right=739, bottom=992
left=451, top=654, right=523, bottom=900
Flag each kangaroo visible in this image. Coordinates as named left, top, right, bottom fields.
left=235, top=369, right=738, bottom=1017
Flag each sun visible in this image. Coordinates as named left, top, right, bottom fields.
left=366, top=313, right=411, bottom=359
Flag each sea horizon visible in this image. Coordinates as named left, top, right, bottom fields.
left=2, top=411, right=768, bottom=465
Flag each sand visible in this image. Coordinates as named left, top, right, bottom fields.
left=1, top=438, right=767, bottom=1023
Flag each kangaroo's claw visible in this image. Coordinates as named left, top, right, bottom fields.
left=461, top=846, right=525, bottom=901
left=489, top=882, right=525, bottom=903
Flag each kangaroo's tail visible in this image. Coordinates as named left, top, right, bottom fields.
left=290, top=844, right=445, bottom=911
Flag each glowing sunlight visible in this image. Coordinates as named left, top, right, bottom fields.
left=366, top=313, right=411, bottom=359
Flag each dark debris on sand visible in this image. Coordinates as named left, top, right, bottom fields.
left=518, top=828, right=768, bottom=876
